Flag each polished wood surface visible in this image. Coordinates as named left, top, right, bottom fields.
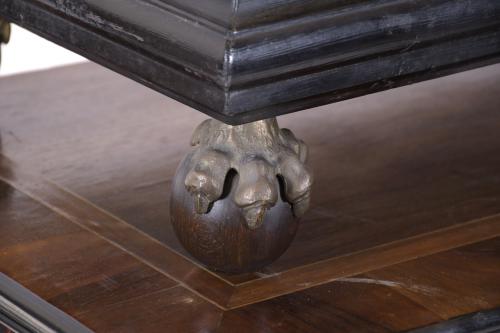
left=409, top=308, right=500, bottom=333
left=0, top=63, right=499, bottom=331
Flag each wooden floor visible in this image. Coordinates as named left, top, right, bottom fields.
left=0, top=63, right=500, bottom=332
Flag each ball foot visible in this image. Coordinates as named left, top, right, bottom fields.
left=170, top=118, right=313, bottom=274
left=171, top=163, right=299, bottom=274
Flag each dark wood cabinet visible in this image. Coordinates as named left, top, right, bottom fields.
left=1, top=0, right=499, bottom=123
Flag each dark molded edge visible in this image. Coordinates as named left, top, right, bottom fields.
left=0, top=0, right=228, bottom=121
left=1, top=0, right=500, bottom=124
left=226, top=54, right=500, bottom=125
left=0, top=273, right=93, bottom=333
left=408, top=307, right=500, bottom=333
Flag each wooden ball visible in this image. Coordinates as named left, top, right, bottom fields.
left=170, top=156, right=299, bottom=274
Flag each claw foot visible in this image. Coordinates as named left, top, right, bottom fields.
left=170, top=118, right=313, bottom=273
left=185, top=118, right=313, bottom=228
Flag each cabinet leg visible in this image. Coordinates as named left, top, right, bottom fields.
left=170, top=118, right=313, bottom=273
left=0, top=19, right=11, bottom=66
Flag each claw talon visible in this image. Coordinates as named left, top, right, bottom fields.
left=292, top=193, right=311, bottom=218
left=243, top=205, right=268, bottom=229
left=194, top=193, right=211, bottom=214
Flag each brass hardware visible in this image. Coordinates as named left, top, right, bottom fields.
left=183, top=117, right=313, bottom=229
left=0, top=19, right=10, bottom=44
left=0, top=19, right=10, bottom=66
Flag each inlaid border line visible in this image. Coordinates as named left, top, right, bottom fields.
left=227, top=213, right=500, bottom=308
left=2, top=153, right=499, bottom=310
left=0, top=154, right=235, bottom=310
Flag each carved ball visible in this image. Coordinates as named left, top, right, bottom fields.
left=170, top=155, right=300, bottom=274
